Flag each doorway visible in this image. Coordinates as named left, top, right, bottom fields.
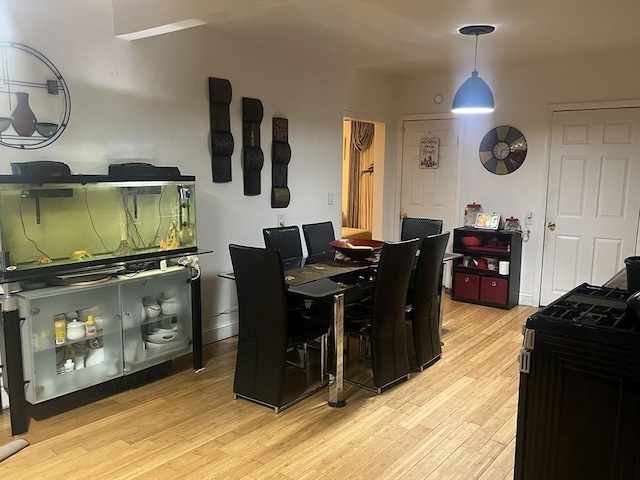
left=539, top=107, right=640, bottom=305
left=342, top=118, right=385, bottom=240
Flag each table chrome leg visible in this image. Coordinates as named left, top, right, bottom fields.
left=328, top=293, right=346, bottom=407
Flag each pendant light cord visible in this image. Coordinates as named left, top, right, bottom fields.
left=474, top=34, right=479, bottom=72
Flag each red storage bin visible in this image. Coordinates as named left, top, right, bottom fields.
left=480, top=276, right=508, bottom=305
left=455, top=272, right=480, bottom=300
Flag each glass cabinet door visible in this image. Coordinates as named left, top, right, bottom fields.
left=120, top=268, right=192, bottom=375
left=18, top=283, right=122, bottom=404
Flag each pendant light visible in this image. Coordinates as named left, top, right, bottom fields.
left=452, top=25, right=495, bottom=114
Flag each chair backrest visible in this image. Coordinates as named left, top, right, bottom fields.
left=263, top=226, right=304, bottom=267
left=413, top=232, right=451, bottom=303
left=400, top=217, right=443, bottom=242
left=302, top=221, right=336, bottom=264
left=370, top=238, right=420, bottom=388
left=408, top=232, right=450, bottom=367
left=229, top=244, right=287, bottom=407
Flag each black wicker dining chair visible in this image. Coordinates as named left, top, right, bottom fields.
left=263, top=225, right=304, bottom=270
left=343, top=238, right=420, bottom=393
left=405, top=231, right=450, bottom=370
left=229, top=244, right=328, bottom=413
left=302, top=221, right=336, bottom=264
left=400, top=217, right=443, bottom=242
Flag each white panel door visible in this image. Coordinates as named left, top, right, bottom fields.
left=400, top=118, right=459, bottom=236
left=540, top=108, right=640, bottom=305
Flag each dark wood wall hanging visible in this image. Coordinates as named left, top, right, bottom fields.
left=271, top=117, right=291, bottom=208
left=242, top=97, right=264, bottom=196
left=208, top=77, right=234, bottom=183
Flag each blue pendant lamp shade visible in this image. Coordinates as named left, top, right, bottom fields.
left=452, top=71, right=494, bottom=113
left=452, top=25, right=495, bottom=114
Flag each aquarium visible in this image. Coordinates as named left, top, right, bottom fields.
left=0, top=174, right=197, bottom=281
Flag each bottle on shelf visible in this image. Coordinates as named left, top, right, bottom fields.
left=54, top=314, right=67, bottom=345
left=85, top=314, right=97, bottom=338
left=64, top=358, right=74, bottom=373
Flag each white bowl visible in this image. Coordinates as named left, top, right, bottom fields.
left=160, top=298, right=178, bottom=315
left=144, top=303, right=161, bottom=318
left=150, top=326, right=177, bottom=335
left=145, top=331, right=182, bottom=344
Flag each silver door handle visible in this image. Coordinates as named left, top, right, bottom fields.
left=547, top=222, right=556, bottom=231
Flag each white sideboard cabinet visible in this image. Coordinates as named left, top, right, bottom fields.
left=16, top=267, right=192, bottom=404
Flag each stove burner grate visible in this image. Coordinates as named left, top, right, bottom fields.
left=534, top=283, right=633, bottom=332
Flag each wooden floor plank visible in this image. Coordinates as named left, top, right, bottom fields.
left=0, top=296, right=537, bottom=479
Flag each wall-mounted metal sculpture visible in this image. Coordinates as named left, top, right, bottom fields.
left=0, top=42, right=71, bottom=150
left=208, top=77, right=234, bottom=182
left=271, top=117, right=291, bottom=208
left=242, top=97, right=264, bottom=196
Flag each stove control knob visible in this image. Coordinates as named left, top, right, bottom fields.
left=547, top=222, right=556, bottom=231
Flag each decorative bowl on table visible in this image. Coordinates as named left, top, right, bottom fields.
left=330, top=238, right=385, bottom=261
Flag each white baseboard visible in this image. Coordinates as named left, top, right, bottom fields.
left=202, top=312, right=238, bottom=344
left=518, top=292, right=536, bottom=307
left=1, top=385, right=9, bottom=409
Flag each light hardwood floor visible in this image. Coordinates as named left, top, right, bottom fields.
left=0, top=296, right=536, bottom=479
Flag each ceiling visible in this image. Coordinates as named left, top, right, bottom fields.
left=183, top=0, right=640, bottom=76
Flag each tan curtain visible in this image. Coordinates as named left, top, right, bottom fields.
left=359, top=155, right=374, bottom=231
left=347, top=121, right=374, bottom=228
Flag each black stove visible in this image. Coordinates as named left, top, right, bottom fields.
left=516, top=282, right=640, bottom=480
left=531, top=282, right=634, bottom=333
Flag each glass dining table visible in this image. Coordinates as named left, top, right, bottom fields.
left=285, top=261, right=378, bottom=407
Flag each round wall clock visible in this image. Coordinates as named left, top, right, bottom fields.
left=479, top=126, right=527, bottom=175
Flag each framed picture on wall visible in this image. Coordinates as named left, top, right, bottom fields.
left=419, top=134, right=439, bottom=169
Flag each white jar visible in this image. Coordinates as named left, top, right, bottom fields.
left=66, top=320, right=86, bottom=341
left=160, top=298, right=178, bottom=315
left=464, top=203, right=482, bottom=227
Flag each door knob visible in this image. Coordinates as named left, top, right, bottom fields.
left=547, top=222, right=556, bottom=231
left=400, top=212, right=408, bottom=219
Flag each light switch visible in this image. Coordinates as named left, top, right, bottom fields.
left=525, top=211, right=534, bottom=225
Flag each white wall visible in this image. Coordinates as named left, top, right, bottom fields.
left=5, top=1, right=635, bottom=345
left=0, top=0, right=397, bottom=342
left=395, top=48, right=640, bottom=305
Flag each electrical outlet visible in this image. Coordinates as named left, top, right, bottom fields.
left=328, top=192, right=334, bottom=205
left=525, top=211, right=534, bottom=225
left=277, top=214, right=285, bottom=226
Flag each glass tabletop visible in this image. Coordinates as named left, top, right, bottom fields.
left=287, top=266, right=377, bottom=299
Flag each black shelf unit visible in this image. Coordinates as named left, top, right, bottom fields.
left=451, top=227, right=522, bottom=309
